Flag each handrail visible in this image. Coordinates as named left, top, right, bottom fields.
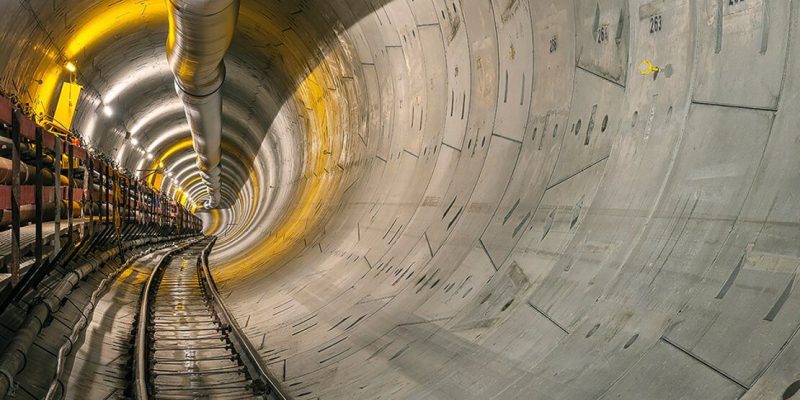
left=197, top=238, right=287, bottom=400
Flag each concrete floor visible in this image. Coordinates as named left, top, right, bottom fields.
left=63, top=251, right=163, bottom=400
left=1, top=0, right=799, bottom=399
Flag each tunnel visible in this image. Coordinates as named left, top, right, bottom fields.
left=0, top=0, right=799, bottom=399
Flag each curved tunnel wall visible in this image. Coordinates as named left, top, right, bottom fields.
left=1, top=0, right=799, bottom=399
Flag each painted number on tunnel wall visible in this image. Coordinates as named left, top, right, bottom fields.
left=550, top=35, right=558, bottom=53
left=650, top=15, right=662, bottom=33
left=729, top=0, right=745, bottom=4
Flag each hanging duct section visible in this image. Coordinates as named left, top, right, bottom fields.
left=166, top=0, right=239, bottom=209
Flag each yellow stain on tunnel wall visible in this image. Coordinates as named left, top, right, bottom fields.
left=212, top=59, right=343, bottom=281
left=182, top=175, right=202, bottom=210
left=147, top=138, right=259, bottom=216
left=211, top=144, right=260, bottom=239
left=33, top=0, right=167, bottom=122
left=153, top=173, right=164, bottom=191
left=147, top=138, right=193, bottom=187
left=65, top=1, right=167, bottom=59
left=184, top=176, right=201, bottom=192
left=27, top=0, right=347, bottom=278
left=207, top=209, right=221, bottom=236
left=204, top=3, right=353, bottom=252
left=177, top=189, right=188, bottom=206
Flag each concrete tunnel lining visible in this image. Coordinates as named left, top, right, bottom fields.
left=0, top=0, right=799, bottom=399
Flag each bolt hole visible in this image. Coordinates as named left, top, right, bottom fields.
left=784, top=380, right=800, bottom=399
left=532, top=127, right=538, bottom=141
left=623, top=333, right=639, bottom=349
left=632, top=111, right=638, bottom=128
left=574, top=119, right=582, bottom=136
left=601, top=115, right=608, bottom=132
left=552, top=124, right=558, bottom=138
left=585, top=323, right=600, bottom=338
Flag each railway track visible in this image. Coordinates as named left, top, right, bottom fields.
left=132, top=239, right=284, bottom=400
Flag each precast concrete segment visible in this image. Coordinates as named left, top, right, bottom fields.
left=0, top=1, right=799, bottom=399
left=209, top=1, right=800, bottom=399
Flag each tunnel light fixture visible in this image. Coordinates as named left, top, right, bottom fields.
left=65, top=61, right=77, bottom=72
left=146, top=152, right=154, bottom=160
left=130, top=137, right=139, bottom=146
left=102, top=105, right=114, bottom=117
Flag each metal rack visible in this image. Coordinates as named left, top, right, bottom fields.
left=0, top=95, right=203, bottom=314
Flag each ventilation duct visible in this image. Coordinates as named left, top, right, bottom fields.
left=166, top=0, right=239, bottom=209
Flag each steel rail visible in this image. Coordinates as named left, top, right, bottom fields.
left=132, top=237, right=205, bottom=400
left=197, top=238, right=288, bottom=400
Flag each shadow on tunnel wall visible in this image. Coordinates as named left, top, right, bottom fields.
left=171, top=0, right=407, bottom=244
left=207, top=0, right=400, bottom=202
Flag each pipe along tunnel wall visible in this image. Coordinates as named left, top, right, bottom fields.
left=1, top=0, right=799, bottom=399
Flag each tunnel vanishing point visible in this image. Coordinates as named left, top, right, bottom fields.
left=0, top=0, right=799, bottom=399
